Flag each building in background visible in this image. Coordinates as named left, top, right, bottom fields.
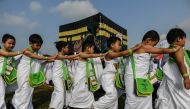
left=59, top=12, right=127, bottom=54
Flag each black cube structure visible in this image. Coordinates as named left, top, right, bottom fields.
left=59, top=12, right=127, bottom=54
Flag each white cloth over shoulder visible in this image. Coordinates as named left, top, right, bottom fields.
left=155, top=57, right=190, bottom=109
left=125, top=53, right=152, bottom=109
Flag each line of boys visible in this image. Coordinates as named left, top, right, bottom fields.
left=0, top=27, right=190, bottom=109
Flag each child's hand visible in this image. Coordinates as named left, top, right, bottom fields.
left=50, top=54, right=57, bottom=60
left=134, top=43, right=142, bottom=50
left=102, top=52, right=108, bottom=56
left=99, top=52, right=107, bottom=59
left=131, top=43, right=142, bottom=51
left=184, top=79, right=190, bottom=89
left=46, top=55, right=57, bottom=61
left=46, top=57, right=55, bottom=62
left=172, top=46, right=181, bottom=52
left=22, top=48, right=28, bottom=54
left=75, top=53, right=80, bottom=57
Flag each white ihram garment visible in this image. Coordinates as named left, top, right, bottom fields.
left=49, top=60, right=71, bottom=109
left=12, top=53, right=42, bottom=109
left=93, top=57, right=120, bottom=109
left=155, top=57, right=190, bottom=109
left=124, top=53, right=152, bottom=109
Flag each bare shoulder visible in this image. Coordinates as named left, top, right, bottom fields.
left=143, top=45, right=152, bottom=49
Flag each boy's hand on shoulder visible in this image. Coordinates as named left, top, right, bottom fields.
left=78, top=52, right=87, bottom=58
left=51, top=54, right=58, bottom=59
left=77, top=52, right=81, bottom=56
left=131, top=43, right=142, bottom=51
left=184, top=78, right=190, bottom=90
left=22, top=48, right=28, bottom=54
left=99, top=52, right=107, bottom=56
left=47, top=54, right=57, bottom=61
left=22, top=48, right=31, bottom=55
left=55, top=54, right=61, bottom=59
left=172, top=45, right=181, bottom=52
left=100, top=52, right=108, bottom=59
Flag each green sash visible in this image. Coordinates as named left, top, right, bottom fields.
left=28, top=47, right=45, bottom=87
left=169, top=48, right=190, bottom=67
left=115, top=57, right=126, bottom=90
left=62, top=60, right=73, bottom=92
left=130, top=54, right=154, bottom=96
left=1, top=57, right=17, bottom=85
left=156, top=68, right=163, bottom=81
left=86, top=59, right=100, bottom=92
left=183, top=48, right=190, bottom=68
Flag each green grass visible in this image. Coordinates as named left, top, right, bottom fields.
left=6, top=86, right=126, bottom=109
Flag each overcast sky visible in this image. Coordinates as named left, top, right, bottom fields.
left=0, top=0, right=190, bottom=54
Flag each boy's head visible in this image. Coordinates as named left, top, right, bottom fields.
left=82, top=40, right=95, bottom=54
left=2, top=34, right=16, bottom=51
left=55, top=41, right=68, bottom=54
left=29, top=34, right=43, bottom=51
left=142, top=30, right=160, bottom=47
left=166, top=28, right=186, bottom=47
left=107, top=36, right=121, bottom=52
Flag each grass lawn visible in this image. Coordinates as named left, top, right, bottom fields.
left=5, top=85, right=126, bottom=109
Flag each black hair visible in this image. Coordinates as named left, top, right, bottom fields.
left=142, top=30, right=160, bottom=42
left=55, top=41, right=68, bottom=52
left=82, top=39, right=95, bottom=52
left=166, top=28, right=186, bottom=44
left=2, top=33, right=16, bottom=43
left=29, top=34, right=43, bottom=45
left=107, top=36, right=121, bottom=49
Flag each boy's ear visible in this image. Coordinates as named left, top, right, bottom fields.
left=145, top=38, right=151, bottom=44
left=176, top=37, right=182, bottom=42
left=86, top=46, right=90, bottom=51
left=111, top=43, right=114, bottom=48
left=61, top=47, right=65, bottom=52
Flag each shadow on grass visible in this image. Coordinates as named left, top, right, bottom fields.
left=33, top=85, right=53, bottom=109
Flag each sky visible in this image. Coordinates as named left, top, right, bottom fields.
left=0, top=0, right=190, bottom=54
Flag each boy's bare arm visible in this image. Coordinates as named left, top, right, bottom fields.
left=79, top=52, right=106, bottom=59
left=56, top=54, right=79, bottom=60
left=145, top=45, right=181, bottom=55
left=24, top=49, right=54, bottom=60
left=174, top=48, right=190, bottom=89
left=106, top=43, right=141, bottom=60
left=0, top=49, right=26, bottom=57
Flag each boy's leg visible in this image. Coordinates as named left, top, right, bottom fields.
left=93, top=73, right=118, bottom=109
left=49, top=77, right=65, bottom=109
left=0, top=76, right=6, bottom=109
left=12, top=77, right=34, bottom=109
